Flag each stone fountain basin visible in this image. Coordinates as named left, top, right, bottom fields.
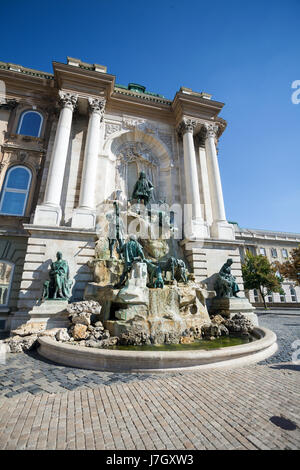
left=37, top=327, right=277, bottom=373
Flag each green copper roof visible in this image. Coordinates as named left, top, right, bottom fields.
left=115, top=82, right=166, bottom=99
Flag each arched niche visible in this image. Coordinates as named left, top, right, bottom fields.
left=103, top=129, right=173, bottom=202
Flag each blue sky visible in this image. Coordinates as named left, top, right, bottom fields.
left=2, top=0, right=299, bottom=232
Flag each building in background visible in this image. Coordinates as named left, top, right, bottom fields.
left=235, top=225, right=300, bottom=307
left=0, top=57, right=298, bottom=332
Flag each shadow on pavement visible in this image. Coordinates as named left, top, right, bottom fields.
left=269, top=363, right=300, bottom=371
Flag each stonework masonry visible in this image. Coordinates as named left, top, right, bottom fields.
left=0, top=57, right=299, bottom=331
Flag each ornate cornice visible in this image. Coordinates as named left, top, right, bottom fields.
left=58, top=91, right=78, bottom=111
left=88, top=97, right=106, bottom=119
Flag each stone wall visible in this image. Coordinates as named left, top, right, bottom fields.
left=12, top=227, right=97, bottom=329
left=0, top=235, right=28, bottom=331
left=182, top=239, right=245, bottom=310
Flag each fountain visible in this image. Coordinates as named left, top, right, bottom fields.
left=3, top=173, right=277, bottom=371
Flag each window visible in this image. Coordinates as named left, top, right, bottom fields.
left=253, top=289, right=259, bottom=302
left=17, top=110, right=43, bottom=137
left=0, top=261, right=14, bottom=306
left=267, top=292, right=273, bottom=303
left=282, top=249, right=288, bottom=259
left=290, top=287, right=297, bottom=302
left=259, top=247, right=266, bottom=256
left=0, top=166, right=32, bottom=216
left=280, top=292, right=286, bottom=302
left=271, top=248, right=277, bottom=258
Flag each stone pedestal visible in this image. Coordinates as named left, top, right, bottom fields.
left=28, top=300, right=70, bottom=328
left=116, top=262, right=149, bottom=305
left=71, top=208, right=96, bottom=229
left=210, top=296, right=258, bottom=326
left=33, top=204, right=62, bottom=226
left=210, top=221, right=235, bottom=240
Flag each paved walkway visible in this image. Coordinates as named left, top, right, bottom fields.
left=0, top=313, right=299, bottom=450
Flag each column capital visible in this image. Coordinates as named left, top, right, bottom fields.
left=88, top=96, right=106, bottom=119
left=204, top=122, right=219, bottom=139
left=58, top=91, right=78, bottom=111
left=178, top=118, right=198, bottom=135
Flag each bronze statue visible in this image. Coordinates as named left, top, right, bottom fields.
left=131, top=171, right=154, bottom=206
left=145, top=260, right=164, bottom=288
left=158, top=257, right=188, bottom=284
left=42, top=252, right=72, bottom=300
left=214, top=258, right=240, bottom=298
left=106, top=202, right=125, bottom=259
left=115, top=235, right=145, bottom=288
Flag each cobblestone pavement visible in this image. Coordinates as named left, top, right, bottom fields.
left=258, top=311, right=300, bottom=364
left=0, top=312, right=299, bottom=450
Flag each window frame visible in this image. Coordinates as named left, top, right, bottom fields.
left=253, top=289, right=259, bottom=302
left=0, top=260, right=14, bottom=307
left=0, top=165, right=32, bottom=216
left=280, top=292, right=286, bottom=302
left=290, top=287, right=297, bottom=302
left=271, top=248, right=277, bottom=258
left=17, top=110, right=43, bottom=138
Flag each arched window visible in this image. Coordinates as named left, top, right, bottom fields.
left=0, top=166, right=32, bottom=216
left=253, top=289, right=259, bottom=302
left=0, top=261, right=14, bottom=306
left=17, top=110, right=43, bottom=137
left=290, top=287, right=297, bottom=302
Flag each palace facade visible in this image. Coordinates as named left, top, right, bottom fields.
left=0, top=57, right=298, bottom=332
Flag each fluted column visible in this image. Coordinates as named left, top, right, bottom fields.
left=205, top=123, right=234, bottom=240
left=71, top=97, right=106, bottom=229
left=181, top=119, right=203, bottom=221
left=33, top=91, right=77, bottom=226
left=205, top=123, right=226, bottom=222
left=44, top=91, right=78, bottom=206
left=79, top=97, right=106, bottom=209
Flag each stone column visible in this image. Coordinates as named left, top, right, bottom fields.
left=198, top=145, right=213, bottom=226
left=33, top=91, right=78, bottom=226
left=205, top=123, right=234, bottom=240
left=72, top=97, right=106, bottom=228
left=180, top=119, right=209, bottom=239
left=181, top=119, right=202, bottom=220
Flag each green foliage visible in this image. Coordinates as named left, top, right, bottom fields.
left=275, top=244, right=300, bottom=286
left=242, top=251, right=283, bottom=308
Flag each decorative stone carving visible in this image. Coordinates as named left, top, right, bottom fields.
left=58, top=90, right=78, bottom=110
left=88, top=97, right=106, bottom=119
left=122, top=115, right=158, bottom=135
left=122, top=116, right=146, bottom=130
left=0, top=157, right=10, bottom=171
left=114, top=141, right=159, bottom=199
left=204, top=122, right=219, bottom=139
left=105, top=122, right=122, bottom=139
left=115, top=141, right=159, bottom=166
left=178, top=118, right=198, bottom=135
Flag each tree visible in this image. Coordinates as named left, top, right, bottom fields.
left=242, top=251, right=283, bottom=309
left=274, top=245, right=300, bottom=286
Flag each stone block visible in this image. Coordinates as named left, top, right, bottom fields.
left=210, top=296, right=258, bottom=325
left=33, top=204, right=62, bottom=226
left=27, top=300, right=70, bottom=328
